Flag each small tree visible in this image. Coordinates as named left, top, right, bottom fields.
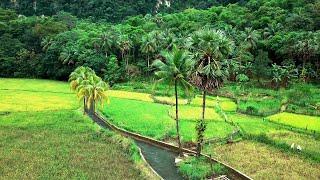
left=271, top=64, right=298, bottom=89
left=236, top=73, right=249, bottom=92
left=104, top=55, right=122, bottom=86
left=253, top=50, right=271, bottom=82
left=152, top=47, right=194, bottom=156
left=189, top=29, right=234, bottom=156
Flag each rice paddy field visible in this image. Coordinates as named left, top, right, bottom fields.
left=0, top=78, right=149, bottom=179
left=1, top=78, right=320, bottom=179
left=102, top=81, right=320, bottom=179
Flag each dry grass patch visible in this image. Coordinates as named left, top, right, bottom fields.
left=204, top=141, right=320, bottom=180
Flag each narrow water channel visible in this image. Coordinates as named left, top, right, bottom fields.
left=135, top=141, right=184, bottom=180
left=89, top=113, right=185, bottom=180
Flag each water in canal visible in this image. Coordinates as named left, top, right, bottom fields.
left=135, top=141, right=184, bottom=180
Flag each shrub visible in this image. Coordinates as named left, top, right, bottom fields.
left=177, top=156, right=228, bottom=180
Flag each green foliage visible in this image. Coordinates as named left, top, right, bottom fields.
left=177, top=156, right=227, bottom=180
left=104, top=55, right=123, bottom=86
left=238, top=98, right=282, bottom=116
left=69, top=66, right=109, bottom=112
left=267, top=112, right=320, bottom=133
left=1, top=1, right=319, bottom=84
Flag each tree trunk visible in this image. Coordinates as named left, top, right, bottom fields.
left=88, top=99, right=95, bottom=115
left=196, top=90, right=206, bottom=156
left=147, top=55, right=150, bottom=75
left=175, top=81, right=182, bottom=156
left=202, top=90, right=206, bottom=120
left=83, top=97, right=86, bottom=115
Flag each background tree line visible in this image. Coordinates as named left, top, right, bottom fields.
left=0, top=0, right=319, bottom=87
left=0, top=0, right=240, bottom=22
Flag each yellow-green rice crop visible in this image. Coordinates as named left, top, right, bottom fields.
left=190, top=96, right=237, bottom=112
left=153, top=96, right=189, bottom=105
left=108, top=90, right=153, bottom=102
left=267, top=112, right=320, bottom=132
left=169, top=105, right=222, bottom=121
left=0, top=90, right=78, bottom=112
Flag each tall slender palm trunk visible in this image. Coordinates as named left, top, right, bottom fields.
left=196, top=90, right=206, bottom=156
left=202, top=90, right=206, bottom=121
left=175, top=81, right=182, bottom=156
left=83, top=97, right=86, bottom=115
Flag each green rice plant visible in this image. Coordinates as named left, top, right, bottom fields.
left=0, top=78, right=71, bottom=93
left=190, top=96, right=237, bottom=112
left=168, top=105, right=222, bottom=121
left=237, top=98, right=281, bottom=116
left=100, top=97, right=233, bottom=143
left=267, top=112, right=320, bottom=132
left=100, top=97, right=175, bottom=139
left=177, top=156, right=227, bottom=180
left=152, top=96, right=189, bottom=105
left=180, top=121, right=234, bottom=142
left=108, top=90, right=153, bottom=102
left=0, top=110, right=144, bottom=179
left=0, top=90, right=78, bottom=112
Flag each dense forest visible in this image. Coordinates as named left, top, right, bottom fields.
left=0, top=0, right=319, bottom=87
left=0, top=0, right=241, bottom=22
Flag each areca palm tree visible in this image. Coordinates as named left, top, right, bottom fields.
left=152, top=48, right=194, bottom=156
left=189, top=29, right=234, bottom=156
left=141, top=34, right=156, bottom=68
left=99, top=32, right=115, bottom=57
left=117, top=35, right=132, bottom=71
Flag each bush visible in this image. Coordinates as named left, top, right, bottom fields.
left=104, top=55, right=123, bottom=86
left=177, top=156, right=228, bottom=180
left=237, top=98, right=281, bottom=116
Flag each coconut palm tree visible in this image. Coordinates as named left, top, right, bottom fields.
left=189, top=29, right=234, bottom=156
left=152, top=47, right=194, bottom=156
left=69, top=66, right=95, bottom=113
left=76, top=74, right=109, bottom=114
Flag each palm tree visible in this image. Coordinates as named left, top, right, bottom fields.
left=141, top=34, right=156, bottom=69
left=189, top=29, right=234, bottom=156
left=263, top=23, right=282, bottom=39
left=243, top=27, right=260, bottom=52
left=69, top=66, right=95, bottom=114
left=117, top=35, right=132, bottom=71
left=69, top=66, right=108, bottom=114
left=99, top=32, right=114, bottom=57
left=76, top=74, right=109, bottom=114
left=152, top=48, right=194, bottom=156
